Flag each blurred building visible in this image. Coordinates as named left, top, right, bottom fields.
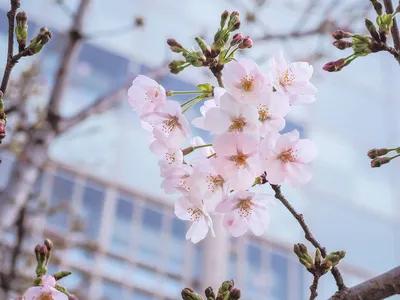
left=1, top=1, right=400, bottom=299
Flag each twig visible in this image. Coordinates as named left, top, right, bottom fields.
left=270, top=184, right=346, bottom=291
left=0, top=0, right=20, bottom=94
left=330, top=266, right=400, bottom=300
left=309, top=273, right=320, bottom=300
left=383, top=0, right=400, bottom=50
left=46, top=0, right=91, bottom=127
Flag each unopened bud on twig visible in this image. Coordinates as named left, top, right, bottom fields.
left=169, top=60, right=187, bottom=74
left=367, top=148, right=390, bottom=159
left=231, top=33, right=244, bottom=46
left=167, top=38, right=184, bottom=53
left=182, top=288, right=203, bottom=300
left=220, top=10, right=229, bottom=28
left=321, top=251, right=345, bottom=272
left=228, top=11, right=240, bottom=31
left=229, top=288, right=241, bottom=300
left=333, top=40, right=352, bottom=50
left=15, top=11, right=28, bottom=51
left=365, top=19, right=380, bottom=41
left=323, top=58, right=347, bottom=72
left=371, top=156, right=391, bottom=167
left=205, top=287, right=215, bottom=300
left=293, top=243, right=314, bottom=271
left=370, top=0, right=383, bottom=15
left=239, top=36, right=253, bottom=49
left=29, top=27, right=52, bottom=54
left=332, top=30, right=352, bottom=40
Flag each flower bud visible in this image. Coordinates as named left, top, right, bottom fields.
left=44, top=238, right=53, bottom=251
left=231, top=33, right=244, bottom=46
left=352, top=35, right=372, bottom=56
left=29, top=27, right=52, bottom=54
left=181, top=288, right=203, bottom=300
left=195, top=37, right=211, bottom=56
left=205, top=287, right=215, bottom=300
left=220, top=280, right=234, bottom=292
left=370, top=0, right=383, bottom=15
left=377, top=13, right=393, bottom=34
left=220, top=10, right=229, bottom=28
left=293, top=243, right=314, bottom=271
left=0, top=120, right=6, bottom=140
left=321, top=251, right=345, bottom=272
left=332, top=30, right=352, bottom=40
left=168, top=60, right=187, bottom=74
left=228, top=11, right=240, bottom=31
left=323, top=58, right=346, bottom=72
left=371, top=156, right=391, bottom=167
left=167, top=38, right=184, bottom=53
left=229, top=288, right=241, bottom=300
left=333, top=40, right=352, bottom=50
left=239, top=36, right=253, bottom=49
left=15, top=11, right=28, bottom=51
left=314, top=248, right=322, bottom=267
left=367, top=148, right=389, bottom=159
left=365, top=19, right=380, bottom=41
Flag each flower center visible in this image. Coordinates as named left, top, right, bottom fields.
left=146, top=86, right=161, bottom=102
left=279, top=69, right=295, bottom=87
left=39, top=292, right=54, bottom=300
left=229, top=151, right=248, bottom=168
left=162, top=115, right=180, bottom=134
left=257, top=104, right=270, bottom=122
left=206, top=174, right=224, bottom=192
left=165, top=152, right=176, bottom=164
left=187, top=207, right=203, bottom=221
left=179, top=175, right=191, bottom=192
left=237, top=197, right=253, bottom=217
left=229, top=116, right=247, bottom=132
left=241, top=76, right=255, bottom=92
left=278, top=149, right=296, bottom=163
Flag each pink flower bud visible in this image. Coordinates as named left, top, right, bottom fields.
left=239, top=36, right=253, bottom=49
left=322, top=59, right=346, bottom=72
left=231, top=33, right=244, bottom=46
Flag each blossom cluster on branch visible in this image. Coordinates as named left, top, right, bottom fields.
left=127, top=17, right=317, bottom=243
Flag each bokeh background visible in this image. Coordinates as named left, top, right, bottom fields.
left=0, top=0, right=399, bottom=299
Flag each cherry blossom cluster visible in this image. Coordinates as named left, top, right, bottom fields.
left=128, top=53, right=317, bottom=243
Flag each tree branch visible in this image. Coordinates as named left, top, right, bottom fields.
left=309, top=273, right=320, bottom=300
left=46, top=0, right=91, bottom=126
left=270, top=184, right=346, bottom=291
left=0, top=0, right=20, bottom=94
left=330, top=266, right=400, bottom=300
left=58, top=83, right=128, bottom=133
left=383, top=0, right=400, bottom=51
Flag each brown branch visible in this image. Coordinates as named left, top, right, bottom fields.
left=309, top=273, right=320, bottom=300
left=270, top=184, right=346, bottom=291
left=330, top=266, right=400, bottom=300
left=58, top=65, right=169, bottom=134
left=0, top=0, right=20, bottom=94
left=46, top=0, right=91, bottom=126
left=383, top=0, right=400, bottom=50
left=58, top=84, right=128, bottom=133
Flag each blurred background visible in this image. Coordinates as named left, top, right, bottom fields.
left=0, top=0, right=399, bottom=299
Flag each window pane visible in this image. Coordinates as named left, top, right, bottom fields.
left=137, top=206, right=163, bottom=265
left=165, top=218, right=186, bottom=274
left=270, top=252, right=288, bottom=300
left=101, top=280, right=129, bottom=300
left=132, top=290, right=154, bottom=300
left=131, top=266, right=159, bottom=290
left=82, top=181, right=105, bottom=240
left=111, top=195, right=134, bottom=253
left=47, top=171, right=75, bottom=231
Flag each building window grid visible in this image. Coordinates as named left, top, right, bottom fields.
left=36, top=163, right=363, bottom=300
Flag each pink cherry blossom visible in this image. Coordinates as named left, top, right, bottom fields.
left=260, top=130, right=317, bottom=185
left=193, top=92, right=259, bottom=135
left=22, top=275, right=68, bottom=300
left=141, top=100, right=191, bottom=147
left=174, top=196, right=215, bottom=243
left=150, top=129, right=184, bottom=170
left=161, top=163, right=192, bottom=194
left=256, top=90, right=290, bottom=136
left=188, top=157, right=225, bottom=210
left=224, top=59, right=270, bottom=104
left=192, top=87, right=225, bottom=129
left=213, top=133, right=261, bottom=191
left=270, top=52, right=317, bottom=105
left=128, top=75, right=166, bottom=115
left=216, top=191, right=272, bottom=237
